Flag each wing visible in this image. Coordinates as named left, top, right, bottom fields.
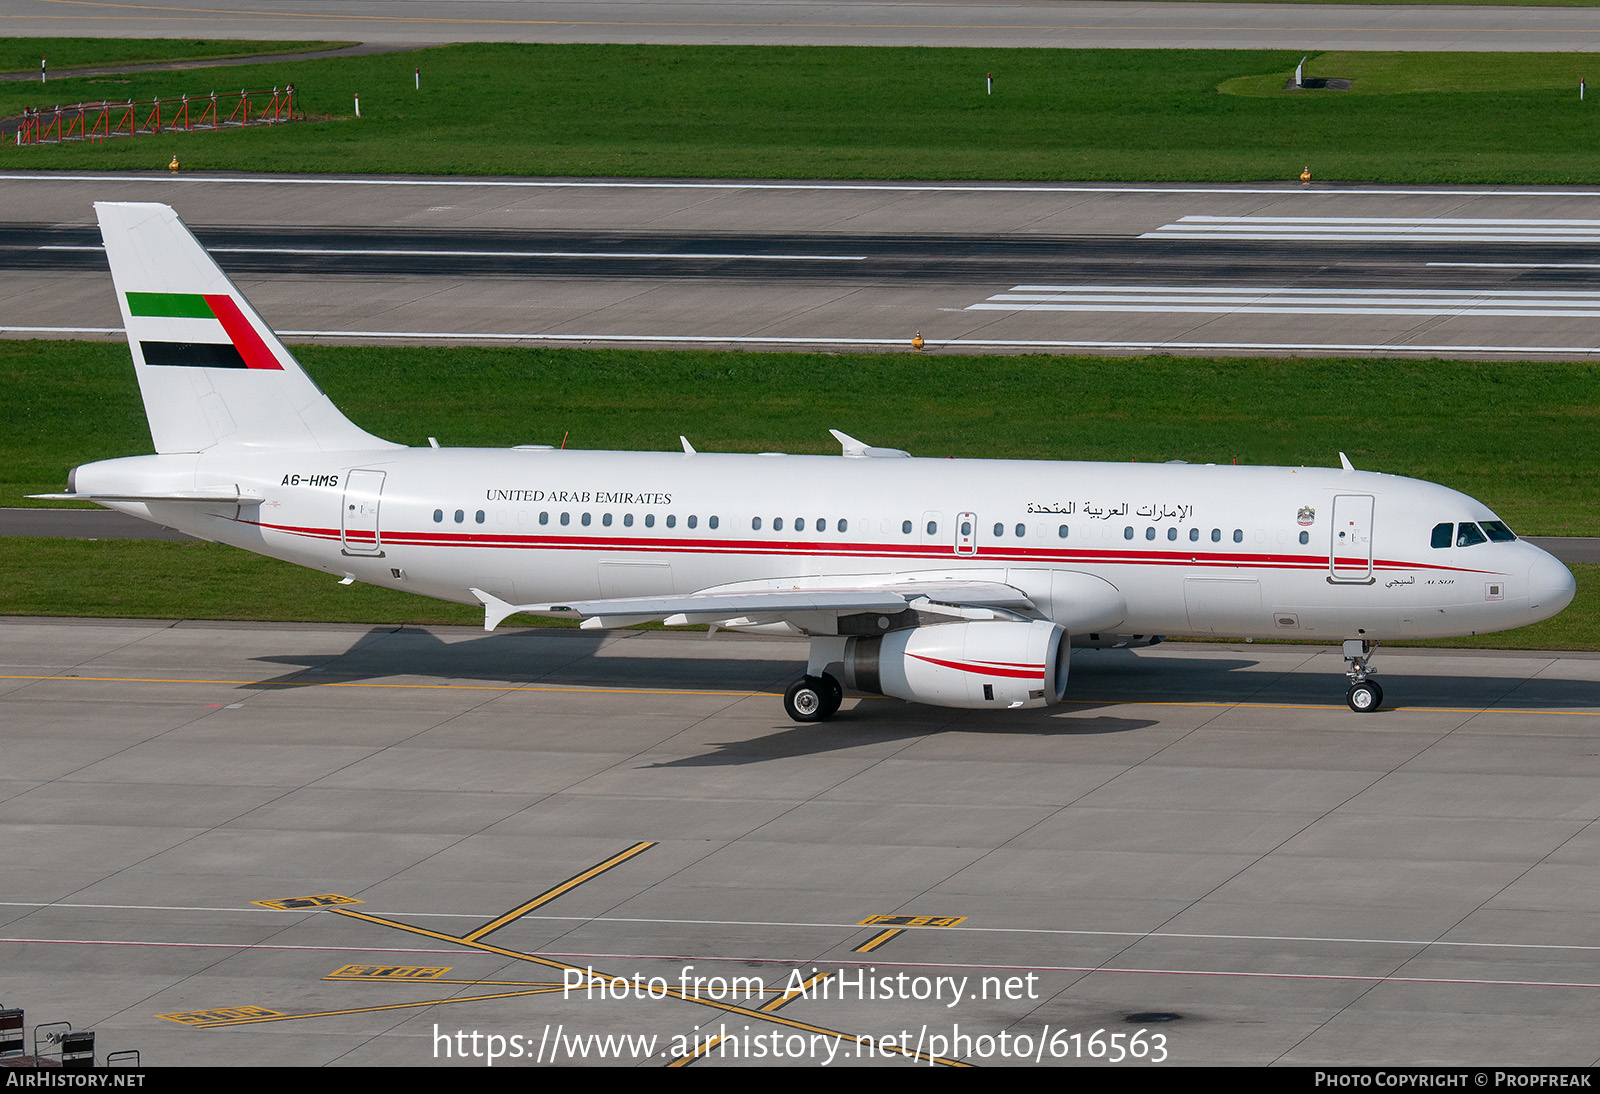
left=471, top=579, right=1037, bottom=632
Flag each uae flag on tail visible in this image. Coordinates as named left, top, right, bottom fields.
left=126, top=291, right=283, bottom=370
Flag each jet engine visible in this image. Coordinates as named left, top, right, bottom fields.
left=841, top=619, right=1070, bottom=709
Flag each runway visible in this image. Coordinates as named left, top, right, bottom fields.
left=3, top=617, right=1599, bottom=1066
left=4, top=0, right=1600, bottom=51
left=11, top=172, right=1600, bottom=358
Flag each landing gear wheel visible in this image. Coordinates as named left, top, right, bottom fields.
left=785, top=677, right=828, bottom=723
left=816, top=673, right=843, bottom=719
left=1347, top=680, right=1384, bottom=713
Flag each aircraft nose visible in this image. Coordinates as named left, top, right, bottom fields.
left=1528, top=550, right=1577, bottom=616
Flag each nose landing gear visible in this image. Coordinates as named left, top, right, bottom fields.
left=1343, top=639, right=1383, bottom=713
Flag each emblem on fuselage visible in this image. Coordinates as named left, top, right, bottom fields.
left=1297, top=506, right=1316, bottom=526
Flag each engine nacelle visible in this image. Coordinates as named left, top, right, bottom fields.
left=843, top=620, right=1070, bottom=710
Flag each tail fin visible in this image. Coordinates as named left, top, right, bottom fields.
left=96, top=201, right=398, bottom=454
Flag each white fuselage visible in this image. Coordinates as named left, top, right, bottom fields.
left=77, top=446, right=1574, bottom=642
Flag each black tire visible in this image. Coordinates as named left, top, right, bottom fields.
left=816, top=673, right=843, bottom=719
left=1347, top=680, right=1383, bottom=713
left=785, top=677, right=827, bottom=723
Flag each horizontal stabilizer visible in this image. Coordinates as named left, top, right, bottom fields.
left=29, top=488, right=256, bottom=504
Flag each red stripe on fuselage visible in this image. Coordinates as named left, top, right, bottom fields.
left=234, top=520, right=1501, bottom=576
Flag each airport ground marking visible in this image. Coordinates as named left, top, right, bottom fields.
left=668, top=971, right=832, bottom=1067
left=854, top=928, right=904, bottom=953
left=14, top=324, right=1600, bottom=358
left=182, top=986, right=568, bottom=1028
left=325, top=964, right=452, bottom=981
left=253, top=893, right=361, bottom=911
left=331, top=905, right=965, bottom=1065
left=461, top=841, right=655, bottom=943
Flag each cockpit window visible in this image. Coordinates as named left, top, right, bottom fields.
left=1431, top=522, right=1452, bottom=549
left=1456, top=522, right=1487, bottom=548
left=1480, top=520, right=1517, bottom=543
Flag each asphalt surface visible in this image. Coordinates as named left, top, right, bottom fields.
left=12, top=173, right=1600, bottom=357
left=4, top=617, right=1600, bottom=1066
left=4, top=0, right=1600, bottom=51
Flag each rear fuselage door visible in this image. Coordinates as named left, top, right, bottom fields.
left=1329, top=494, right=1374, bottom=582
left=341, top=468, right=386, bottom=556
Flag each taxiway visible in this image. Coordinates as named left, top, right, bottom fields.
left=3, top=618, right=1600, bottom=1065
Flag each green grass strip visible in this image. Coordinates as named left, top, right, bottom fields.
left=8, top=43, right=1600, bottom=182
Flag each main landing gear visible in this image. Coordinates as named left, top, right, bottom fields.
left=784, top=673, right=843, bottom=723
left=1343, top=639, right=1383, bottom=713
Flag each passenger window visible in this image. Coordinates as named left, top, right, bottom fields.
left=1058, top=525, right=1069, bottom=539
left=454, top=509, right=464, bottom=523
left=433, top=509, right=443, bottom=523
left=1431, top=523, right=1452, bottom=549
left=838, top=519, right=848, bottom=532
left=752, top=516, right=762, bottom=530
left=993, top=522, right=1004, bottom=537
left=1189, top=528, right=1199, bottom=542
left=1299, top=531, right=1310, bottom=545
left=476, top=510, right=485, bottom=524
left=926, top=521, right=937, bottom=535
left=796, top=518, right=806, bottom=531
left=774, top=517, right=784, bottom=531
left=666, top=514, right=677, bottom=529
left=644, top=514, right=655, bottom=528
left=1210, top=528, right=1221, bottom=542
left=624, top=513, right=634, bottom=527
left=1456, top=522, right=1487, bottom=547
left=560, top=512, right=570, bottom=526
left=1015, top=523, right=1025, bottom=538
left=710, top=516, right=720, bottom=530
left=817, top=518, right=827, bottom=532
left=540, top=511, right=549, bottom=525
left=1145, top=527, right=1156, bottom=541
left=1167, top=527, right=1178, bottom=541
left=902, top=520, right=913, bottom=535
left=581, top=512, right=591, bottom=526
left=687, top=515, right=697, bottom=529
left=603, top=513, right=613, bottom=527
left=1123, top=526, right=1134, bottom=540
left=1233, top=529, right=1243, bottom=543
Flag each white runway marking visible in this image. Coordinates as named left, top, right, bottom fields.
left=1143, top=215, right=1600, bottom=243
left=8, top=325, right=1600, bottom=356
left=1429, top=262, right=1600, bottom=270
left=971, top=283, right=1600, bottom=318
left=39, top=244, right=867, bottom=261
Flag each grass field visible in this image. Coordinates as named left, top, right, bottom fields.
left=7, top=43, right=1600, bottom=182
left=5, top=341, right=1596, bottom=536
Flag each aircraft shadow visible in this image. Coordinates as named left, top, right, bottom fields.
left=241, top=629, right=1596, bottom=722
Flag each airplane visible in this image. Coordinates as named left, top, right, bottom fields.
left=36, top=202, right=1577, bottom=721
